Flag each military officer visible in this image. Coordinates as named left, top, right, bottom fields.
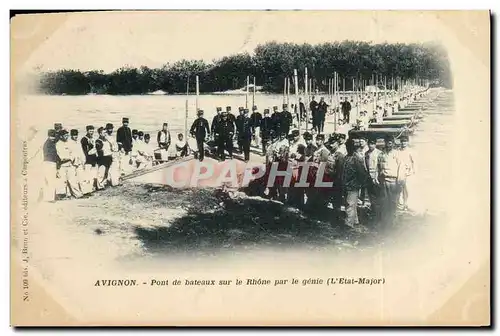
left=214, top=111, right=235, bottom=160
left=190, top=109, right=210, bottom=161
left=282, top=104, right=293, bottom=136
left=250, top=105, right=262, bottom=147
left=260, top=108, right=273, bottom=155
left=236, top=108, right=253, bottom=162
left=55, top=129, right=83, bottom=199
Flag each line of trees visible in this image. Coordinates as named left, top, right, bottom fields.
left=37, top=40, right=452, bottom=95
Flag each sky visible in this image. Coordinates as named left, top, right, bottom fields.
left=12, top=11, right=451, bottom=73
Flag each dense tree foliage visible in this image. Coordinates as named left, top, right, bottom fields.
left=37, top=40, right=452, bottom=95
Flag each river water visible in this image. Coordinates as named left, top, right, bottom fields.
left=18, top=90, right=454, bottom=217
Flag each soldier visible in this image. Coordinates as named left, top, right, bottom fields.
left=282, top=104, right=293, bottom=136
left=365, top=137, right=382, bottom=220
left=214, top=111, right=235, bottom=160
left=271, top=106, right=281, bottom=140
left=54, top=123, right=63, bottom=142
left=116, top=117, right=133, bottom=154
left=303, top=132, right=317, bottom=162
left=298, top=97, right=307, bottom=122
left=80, top=125, right=101, bottom=191
left=260, top=109, right=273, bottom=155
left=175, top=133, right=190, bottom=158
left=227, top=106, right=237, bottom=125
left=250, top=105, right=262, bottom=147
left=309, top=96, right=319, bottom=132
left=288, top=129, right=303, bottom=161
left=340, top=97, right=352, bottom=124
left=116, top=117, right=133, bottom=175
left=398, top=135, right=415, bottom=211
left=97, top=123, right=121, bottom=187
left=342, top=139, right=370, bottom=231
left=313, top=134, right=330, bottom=163
left=337, top=133, right=347, bottom=156
left=42, top=129, right=59, bottom=202
left=236, top=109, right=253, bottom=162
left=211, top=107, right=223, bottom=138
left=136, top=133, right=154, bottom=169
left=377, top=135, right=402, bottom=223
left=56, top=129, right=83, bottom=199
left=317, top=97, right=329, bottom=133
left=190, top=110, right=210, bottom=161
left=326, top=134, right=346, bottom=216
left=68, top=129, right=87, bottom=194
left=235, top=107, right=246, bottom=153
left=157, top=122, right=171, bottom=150
left=138, top=131, right=144, bottom=142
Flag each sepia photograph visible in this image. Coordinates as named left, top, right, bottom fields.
left=10, top=10, right=490, bottom=326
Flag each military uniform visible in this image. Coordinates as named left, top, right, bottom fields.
left=281, top=104, right=293, bottom=136
left=260, top=109, right=273, bottom=155
left=190, top=111, right=210, bottom=161
left=42, top=129, right=59, bottom=202
left=211, top=107, right=223, bottom=139
left=116, top=117, right=133, bottom=154
left=250, top=105, right=262, bottom=147
left=56, top=130, right=83, bottom=199
left=214, top=114, right=235, bottom=160
left=236, top=109, right=253, bottom=161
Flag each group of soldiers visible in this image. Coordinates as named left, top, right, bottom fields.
left=189, top=104, right=295, bottom=162
left=41, top=118, right=190, bottom=202
left=246, top=130, right=415, bottom=230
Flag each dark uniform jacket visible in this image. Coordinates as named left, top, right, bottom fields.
left=260, top=116, right=273, bottom=137
left=43, top=139, right=59, bottom=163
left=211, top=114, right=221, bottom=134
left=250, top=112, right=262, bottom=130
left=236, top=116, right=253, bottom=139
left=214, top=118, right=235, bottom=138
left=341, top=101, right=352, bottom=113
left=116, top=126, right=133, bottom=152
left=80, top=135, right=97, bottom=165
left=310, top=100, right=319, bottom=117
left=282, top=111, right=293, bottom=134
left=317, top=101, right=329, bottom=120
left=157, top=130, right=171, bottom=149
left=190, top=117, right=210, bottom=139
left=271, top=112, right=282, bottom=135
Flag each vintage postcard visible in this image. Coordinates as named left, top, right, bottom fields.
left=10, top=10, right=490, bottom=326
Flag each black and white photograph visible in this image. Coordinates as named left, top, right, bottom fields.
left=10, top=10, right=490, bottom=326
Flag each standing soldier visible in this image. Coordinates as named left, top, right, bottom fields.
left=190, top=109, right=210, bottom=161
left=341, top=97, right=352, bottom=124
left=336, top=133, right=347, bottom=156
left=55, top=129, right=83, bottom=199
left=237, top=109, right=253, bottom=162
left=227, top=106, right=237, bottom=125
left=42, top=129, right=59, bottom=202
left=68, top=129, right=87, bottom=194
left=211, top=107, right=223, bottom=139
left=326, top=135, right=346, bottom=217
left=377, top=135, right=402, bottom=223
left=250, top=105, right=262, bottom=148
left=271, top=106, right=281, bottom=140
left=81, top=125, right=101, bottom=191
left=309, top=96, right=319, bottom=132
left=260, top=109, right=273, bottom=155
left=312, top=134, right=330, bottom=163
left=365, top=137, right=382, bottom=220
left=317, top=97, right=329, bottom=133
left=214, top=111, right=235, bottom=161
left=342, top=139, right=370, bottom=231
left=398, top=135, right=415, bottom=211
left=235, top=107, right=245, bottom=153
left=282, top=104, right=293, bottom=136
left=116, top=117, right=133, bottom=174
left=298, top=97, right=307, bottom=124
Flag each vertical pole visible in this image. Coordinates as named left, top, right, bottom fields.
left=252, top=76, right=256, bottom=110
left=283, top=77, right=286, bottom=104
left=246, top=75, right=249, bottom=109
left=305, top=67, right=308, bottom=131
left=294, top=69, right=300, bottom=134
left=195, top=75, right=199, bottom=112
left=342, top=77, right=345, bottom=96
left=184, top=75, right=189, bottom=139
left=287, top=77, right=291, bottom=105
